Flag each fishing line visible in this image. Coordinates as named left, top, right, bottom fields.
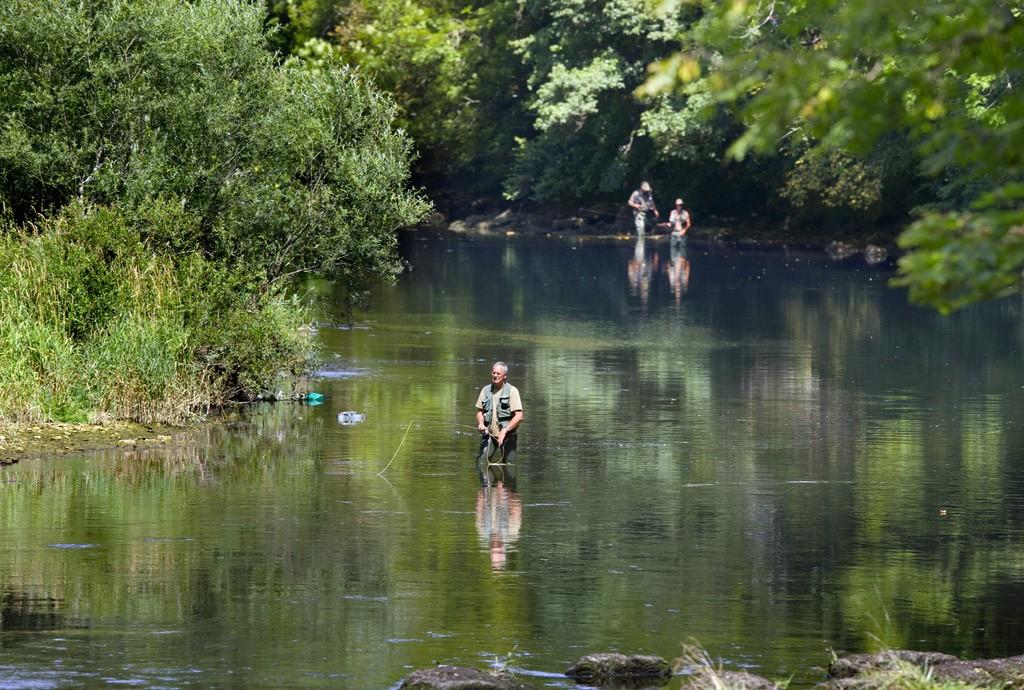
left=577, top=206, right=622, bottom=218
left=377, top=420, right=414, bottom=477
left=487, top=441, right=507, bottom=467
left=484, top=440, right=511, bottom=485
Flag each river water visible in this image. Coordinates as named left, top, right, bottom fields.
left=2, top=231, right=1024, bottom=688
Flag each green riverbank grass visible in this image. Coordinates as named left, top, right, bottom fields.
left=0, top=203, right=316, bottom=426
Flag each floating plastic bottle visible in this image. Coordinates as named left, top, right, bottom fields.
left=337, top=411, right=365, bottom=425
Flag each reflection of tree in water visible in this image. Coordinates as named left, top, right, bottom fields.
left=474, top=486, right=522, bottom=571
left=0, top=591, right=64, bottom=633
left=99, top=402, right=322, bottom=485
left=627, top=236, right=658, bottom=306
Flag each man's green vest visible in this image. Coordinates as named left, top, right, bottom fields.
left=482, top=383, right=514, bottom=428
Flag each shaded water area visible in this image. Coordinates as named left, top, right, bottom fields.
left=3, top=230, right=1024, bottom=688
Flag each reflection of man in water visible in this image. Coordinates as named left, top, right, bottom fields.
left=666, top=239, right=691, bottom=305
left=627, top=235, right=658, bottom=305
left=475, top=485, right=523, bottom=571
left=475, top=361, right=523, bottom=486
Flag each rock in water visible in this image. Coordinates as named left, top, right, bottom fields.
left=828, top=650, right=959, bottom=678
left=683, top=670, right=780, bottom=689
left=400, top=665, right=536, bottom=689
left=828, top=650, right=1024, bottom=688
left=566, top=653, right=672, bottom=683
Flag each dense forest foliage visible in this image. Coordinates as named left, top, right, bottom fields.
left=1, top=0, right=1020, bottom=425
left=0, top=0, right=427, bottom=423
left=267, top=0, right=1024, bottom=313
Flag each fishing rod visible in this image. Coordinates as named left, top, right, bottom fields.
left=577, top=206, right=623, bottom=218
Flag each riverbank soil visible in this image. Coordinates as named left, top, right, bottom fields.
left=0, top=422, right=180, bottom=465
left=432, top=204, right=903, bottom=260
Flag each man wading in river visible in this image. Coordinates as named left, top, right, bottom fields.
left=627, top=181, right=659, bottom=237
left=475, top=362, right=523, bottom=486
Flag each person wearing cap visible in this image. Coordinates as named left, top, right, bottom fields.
left=627, top=181, right=658, bottom=237
left=669, top=198, right=692, bottom=244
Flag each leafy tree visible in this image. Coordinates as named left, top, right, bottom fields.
left=279, top=0, right=531, bottom=197
left=0, top=0, right=428, bottom=295
left=648, top=0, right=1024, bottom=312
left=267, top=0, right=1022, bottom=266
left=271, top=0, right=773, bottom=213
left=327, top=1, right=479, bottom=177
left=0, top=0, right=431, bottom=420
left=265, top=0, right=340, bottom=56
left=503, top=0, right=703, bottom=203
left=775, top=135, right=921, bottom=228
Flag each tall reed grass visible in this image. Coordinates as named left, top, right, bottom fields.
left=0, top=202, right=316, bottom=425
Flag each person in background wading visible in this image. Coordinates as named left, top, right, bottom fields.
left=669, top=198, right=692, bottom=245
left=627, top=181, right=658, bottom=237
left=475, top=361, right=523, bottom=486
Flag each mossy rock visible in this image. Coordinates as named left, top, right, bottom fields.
left=828, top=650, right=960, bottom=678
left=829, top=650, right=1024, bottom=688
left=566, top=653, right=672, bottom=683
left=927, top=655, right=1024, bottom=687
left=400, top=665, right=536, bottom=690
left=682, top=670, right=780, bottom=689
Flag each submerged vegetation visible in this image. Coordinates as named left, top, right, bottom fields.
left=0, top=0, right=428, bottom=424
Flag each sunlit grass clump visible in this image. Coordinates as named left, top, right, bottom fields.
left=833, top=661, right=992, bottom=690
left=673, top=642, right=998, bottom=690
left=673, top=642, right=790, bottom=689
left=0, top=202, right=316, bottom=425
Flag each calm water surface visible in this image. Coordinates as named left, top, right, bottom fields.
left=2, top=231, right=1024, bottom=688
